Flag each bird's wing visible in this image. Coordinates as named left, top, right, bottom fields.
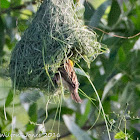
left=58, top=67, right=75, bottom=88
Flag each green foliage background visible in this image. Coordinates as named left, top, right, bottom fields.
left=0, top=0, right=140, bottom=139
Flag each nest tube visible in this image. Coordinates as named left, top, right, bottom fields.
left=9, top=0, right=108, bottom=92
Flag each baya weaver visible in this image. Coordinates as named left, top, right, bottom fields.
left=54, top=59, right=82, bottom=103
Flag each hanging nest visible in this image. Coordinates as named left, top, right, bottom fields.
left=9, top=0, right=108, bottom=91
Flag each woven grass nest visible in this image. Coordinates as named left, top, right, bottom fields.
left=9, top=0, right=108, bottom=91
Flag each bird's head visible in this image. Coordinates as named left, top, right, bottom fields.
left=68, top=59, right=74, bottom=68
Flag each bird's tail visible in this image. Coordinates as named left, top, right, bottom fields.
left=71, top=90, right=82, bottom=103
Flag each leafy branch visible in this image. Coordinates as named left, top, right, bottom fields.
left=0, top=1, right=36, bottom=15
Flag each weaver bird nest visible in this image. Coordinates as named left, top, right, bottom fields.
left=9, top=0, right=108, bottom=91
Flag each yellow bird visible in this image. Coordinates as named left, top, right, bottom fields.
left=54, top=59, right=82, bottom=103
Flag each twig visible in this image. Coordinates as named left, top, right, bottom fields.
left=92, top=26, right=140, bottom=39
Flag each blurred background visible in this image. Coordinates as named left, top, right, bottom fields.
left=0, top=0, right=140, bottom=139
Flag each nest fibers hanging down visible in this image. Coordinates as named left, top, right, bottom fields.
left=9, top=0, right=108, bottom=91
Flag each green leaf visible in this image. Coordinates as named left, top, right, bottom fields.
left=20, top=9, right=32, bottom=20
left=0, top=17, right=5, bottom=56
left=84, top=1, right=95, bottom=25
left=0, top=78, right=11, bottom=103
left=73, top=0, right=77, bottom=4
left=0, top=0, right=10, bottom=9
left=5, top=89, right=13, bottom=107
left=63, top=115, right=92, bottom=140
left=74, top=67, right=87, bottom=77
left=11, top=0, right=21, bottom=7
left=47, top=107, right=74, bottom=120
left=89, top=0, right=107, bottom=9
left=29, top=103, right=37, bottom=122
left=132, top=37, right=140, bottom=51
left=26, top=123, right=35, bottom=132
left=14, top=106, right=29, bottom=128
left=108, top=0, right=121, bottom=27
left=5, top=15, right=16, bottom=29
left=114, top=131, right=126, bottom=139
left=119, top=83, right=135, bottom=109
left=0, top=107, right=12, bottom=120
left=78, top=100, right=91, bottom=127
left=89, top=0, right=111, bottom=27
left=20, top=90, right=41, bottom=103
left=102, top=73, right=123, bottom=101
left=118, top=47, right=126, bottom=62
left=130, top=4, right=140, bottom=30
left=76, top=4, right=85, bottom=19
left=6, top=106, right=29, bottom=129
